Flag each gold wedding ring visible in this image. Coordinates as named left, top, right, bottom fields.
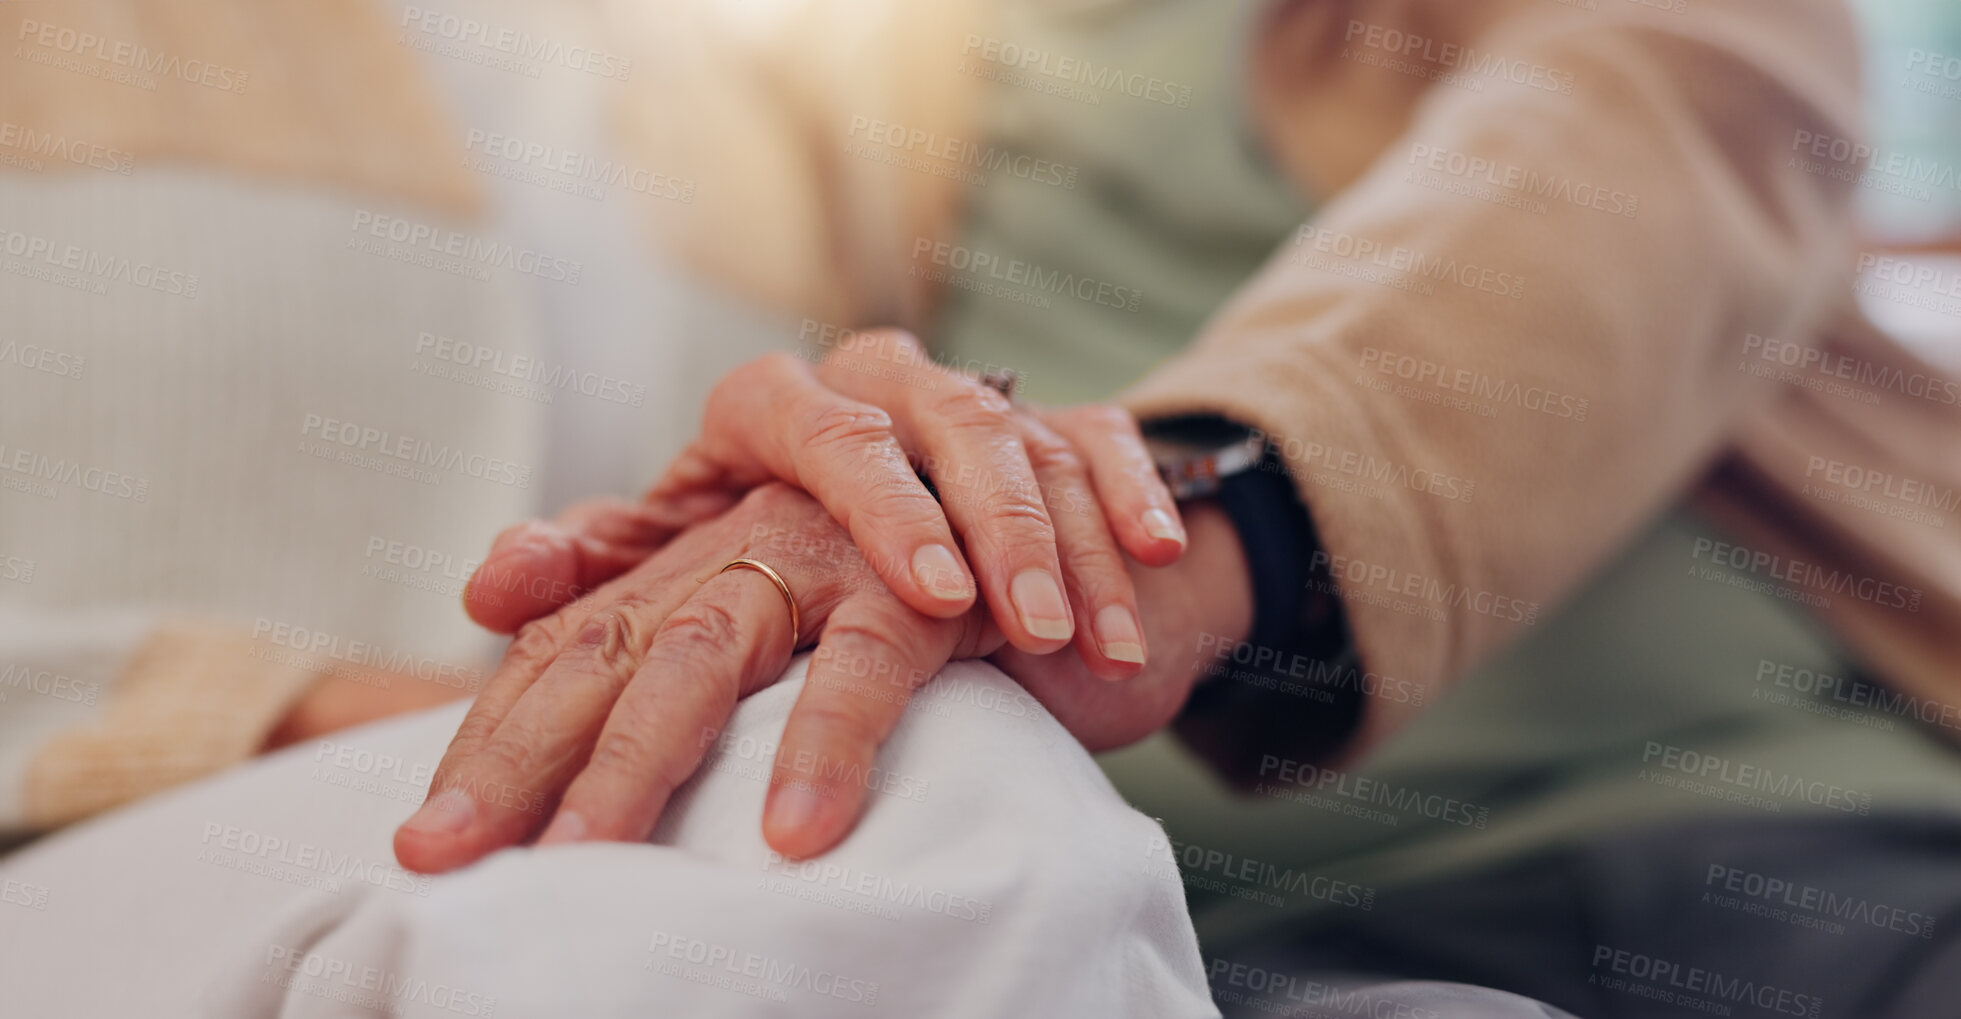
left=719, top=558, right=801, bottom=651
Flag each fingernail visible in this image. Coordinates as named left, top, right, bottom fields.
left=401, top=788, right=475, bottom=836
left=911, top=544, right=973, bottom=601
left=767, top=784, right=826, bottom=837
left=537, top=810, right=586, bottom=846
left=1010, top=570, right=1073, bottom=641
left=1142, top=508, right=1186, bottom=547
left=1094, top=604, right=1146, bottom=665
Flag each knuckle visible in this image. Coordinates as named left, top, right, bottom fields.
left=504, top=616, right=567, bottom=669
left=1062, top=538, right=1128, bottom=584
left=645, top=602, right=778, bottom=704
left=1020, top=431, right=1086, bottom=478
left=583, top=723, right=664, bottom=781
left=657, top=598, right=748, bottom=655
left=846, top=470, right=942, bottom=526
left=927, top=382, right=1013, bottom=432
left=475, top=734, right=537, bottom=778
left=596, top=683, right=731, bottom=791
left=948, top=607, right=992, bottom=660
left=976, top=487, right=1056, bottom=535
left=449, top=711, right=502, bottom=750
left=800, top=400, right=895, bottom=453
left=569, top=607, right=650, bottom=683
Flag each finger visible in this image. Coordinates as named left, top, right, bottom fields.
left=462, top=521, right=583, bottom=634
left=678, top=353, right=979, bottom=618
left=566, top=489, right=738, bottom=546
left=818, top=335, right=1072, bottom=654
left=464, top=492, right=732, bottom=634
left=397, top=525, right=733, bottom=872
left=411, top=484, right=865, bottom=867
left=392, top=608, right=583, bottom=872
left=538, top=566, right=799, bottom=846
left=1042, top=405, right=1186, bottom=567
left=400, top=601, right=672, bottom=872
left=1017, top=417, right=1147, bottom=680
left=762, top=594, right=975, bottom=859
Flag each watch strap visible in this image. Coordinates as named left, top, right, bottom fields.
left=1173, top=448, right=1364, bottom=785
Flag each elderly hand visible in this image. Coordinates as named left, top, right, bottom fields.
left=462, top=329, right=1184, bottom=678
left=396, top=478, right=1252, bottom=873
left=395, top=483, right=1003, bottom=873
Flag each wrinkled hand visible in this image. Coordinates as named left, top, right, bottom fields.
left=398, top=476, right=1251, bottom=871
left=395, top=483, right=1002, bottom=873
left=463, top=329, right=1184, bottom=678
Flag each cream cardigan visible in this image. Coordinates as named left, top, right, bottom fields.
left=0, top=0, right=551, bottom=831
left=0, top=0, right=783, bottom=832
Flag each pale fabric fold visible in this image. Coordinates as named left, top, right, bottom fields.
left=0, top=660, right=1220, bottom=1018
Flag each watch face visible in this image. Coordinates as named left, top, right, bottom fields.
left=1143, top=417, right=1267, bottom=499
left=1142, top=417, right=1258, bottom=473
left=1144, top=416, right=1255, bottom=449
left=1144, top=432, right=1219, bottom=466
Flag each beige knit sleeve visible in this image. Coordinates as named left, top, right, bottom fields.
left=16, top=620, right=318, bottom=831
left=1122, top=0, right=1865, bottom=758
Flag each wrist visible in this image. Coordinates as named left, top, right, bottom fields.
left=1165, top=453, right=1365, bottom=784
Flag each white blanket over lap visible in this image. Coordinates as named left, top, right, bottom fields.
left=0, top=657, right=1219, bottom=1018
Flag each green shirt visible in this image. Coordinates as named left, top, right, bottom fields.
left=930, top=0, right=1313, bottom=406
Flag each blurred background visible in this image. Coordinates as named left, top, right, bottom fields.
left=1848, top=0, right=1961, bottom=360
left=1, top=0, right=1958, bottom=1013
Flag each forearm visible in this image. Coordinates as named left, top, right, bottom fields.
left=1124, top=0, right=1864, bottom=755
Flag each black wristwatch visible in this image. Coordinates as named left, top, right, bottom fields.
left=1142, top=416, right=1364, bottom=781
